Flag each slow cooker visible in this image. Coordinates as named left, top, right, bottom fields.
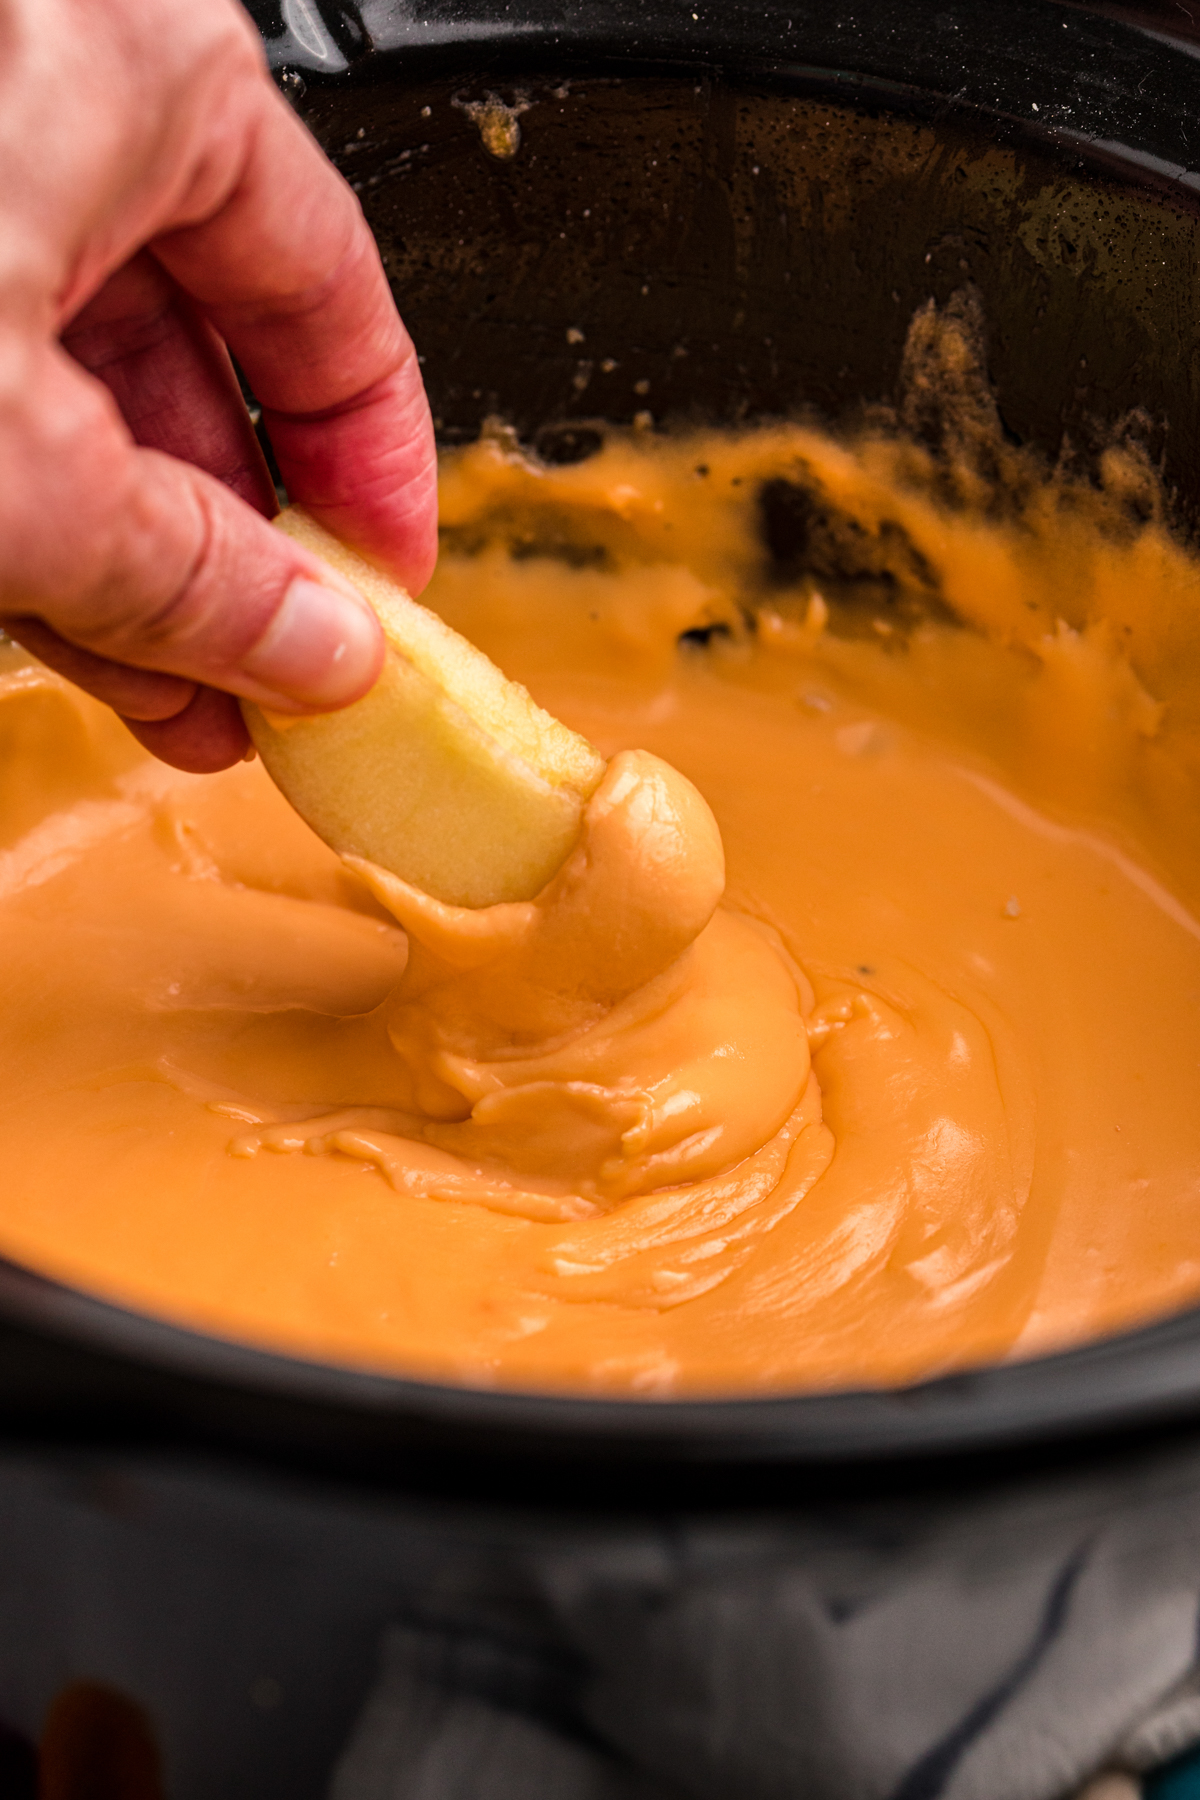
left=4, top=1, right=1200, bottom=1793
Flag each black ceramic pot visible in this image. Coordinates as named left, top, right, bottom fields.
left=4, top=4, right=1200, bottom=1796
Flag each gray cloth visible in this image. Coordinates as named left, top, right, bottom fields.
left=329, top=1455, right=1200, bottom=1800
left=0, top=1441, right=1198, bottom=1799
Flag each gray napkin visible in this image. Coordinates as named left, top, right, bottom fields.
left=330, top=1450, right=1200, bottom=1800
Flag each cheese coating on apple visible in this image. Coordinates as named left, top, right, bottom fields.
left=242, top=509, right=606, bottom=907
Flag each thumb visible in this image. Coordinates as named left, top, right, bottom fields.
left=0, top=342, right=384, bottom=726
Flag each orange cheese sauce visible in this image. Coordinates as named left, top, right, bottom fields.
left=3, top=418, right=1200, bottom=1396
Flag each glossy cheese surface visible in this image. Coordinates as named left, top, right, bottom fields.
left=2, top=419, right=1200, bottom=1395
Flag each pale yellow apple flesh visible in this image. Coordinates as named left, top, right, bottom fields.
left=242, top=509, right=606, bottom=908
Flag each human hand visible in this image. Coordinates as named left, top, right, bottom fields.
left=0, top=0, right=436, bottom=772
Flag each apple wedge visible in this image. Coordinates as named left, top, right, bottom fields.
left=242, top=508, right=606, bottom=907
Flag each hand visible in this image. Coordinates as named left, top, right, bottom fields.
left=0, top=0, right=436, bottom=771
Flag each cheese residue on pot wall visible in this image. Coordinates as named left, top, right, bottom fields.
left=3, top=310, right=1200, bottom=1393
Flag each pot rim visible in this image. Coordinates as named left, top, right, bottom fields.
left=9, top=1248, right=1200, bottom=1477
left=255, top=0, right=1200, bottom=212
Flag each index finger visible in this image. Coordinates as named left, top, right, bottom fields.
left=151, top=82, right=437, bottom=592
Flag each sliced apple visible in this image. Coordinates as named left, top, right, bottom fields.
left=242, top=508, right=606, bottom=908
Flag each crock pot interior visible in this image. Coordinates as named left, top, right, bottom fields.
left=300, top=67, right=1200, bottom=535
left=5, top=1, right=1200, bottom=1495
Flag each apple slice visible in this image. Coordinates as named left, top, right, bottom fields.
left=242, top=508, right=606, bottom=908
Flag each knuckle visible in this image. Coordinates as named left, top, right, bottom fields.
left=101, top=474, right=292, bottom=675
left=0, top=356, right=126, bottom=615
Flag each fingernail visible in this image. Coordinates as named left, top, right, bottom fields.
left=241, top=578, right=383, bottom=710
